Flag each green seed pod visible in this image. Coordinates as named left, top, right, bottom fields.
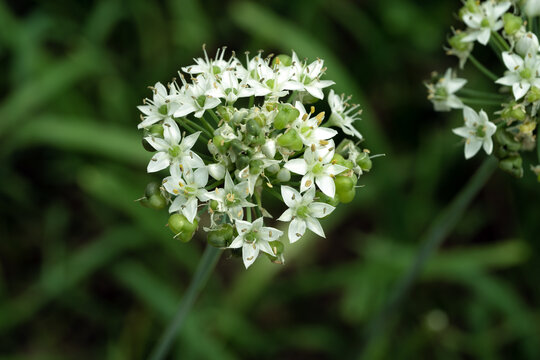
left=236, top=155, right=250, bottom=170
left=213, top=135, right=229, bottom=153
left=269, top=240, right=284, bottom=255
left=168, top=213, right=198, bottom=242
left=145, top=182, right=161, bottom=198
left=336, top=139, right=355, bottom=157
left=210, top=200, right=219, bottom=211
left=356, top=152, right=372, bottom=172
left=230, top=139, right=244, bottom=155
left=527, top=86, right=540, bottom=103
left=272, top=54, right=293, bottom=67
left=277, top=168, right=291, bottom=182
left=232, top=109, right=248, bottom=124
left=207, top=224, right=234, bottom=248
left=332, top=154, right=354, bottom=169
left=246, top=119, right=261, bottom=135
left=277, top=129, right=303, bottom=151
left=499, top=156, right=524, bottom=178
left=216, top=105, right=233, bottom=122
left=249, top=159, right=264, bottom=175
left=316, top=191, right=340, bottom=207
left=266, top=163, right=280, bottom=175
left=335, top=174, right=357, bottom=204
left=503, top=13, right=523, bottom=36
left=274, top=104, right=300, bottom=130
left=495, top=129, right=521, bottom=152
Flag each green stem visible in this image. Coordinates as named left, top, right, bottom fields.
left=205, top=179, right=223, bottom=190
left=460, top=97, right=503, bottom=107
left=200, top=115, right=215, bottom=134
left=183, top=118, right=213, bottom=138
left=358, top=157, right=497, bottom=358
left=537, top=127, right=540, bottom=163
left=176, top=120, right=209, bottom=142
left=457, top=88, right=506, bottom=100
left=492, top=31, right=510, bottom=52
left=469, top=55, right=498, bottom=82
left=148, top=245, right=221, bottom=360
left=207, top=109, right=221, bottom=126
left=248, top=96, right=254, bottom=108
left=489, top=37, right=504, bottom=57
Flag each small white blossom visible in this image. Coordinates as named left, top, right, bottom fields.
left=248, top=59, right=303, bottom=98
left=327, top=89, right=362, bottom=139
left=496, top=51, right=540, bottom=100
left=144, top=119, right=204, bottom=172
left=173, top=75, right=221, bottom=118
left=278, top=186, right=335, bottom=243
left=461, top=1, right=511, bottom=45
left=284, top=142, right=347, bottom=197
left=291, top=51, right=334, bottom=99
left=163, top=166, right=209, bottom=223
left=182, top=46, right=239, bottom=76
left=426, top=68, right=467, bottom=111
left=452, top=107, right=497, bottom=159
left=206, top=70, right=255, bottom=103
left=205, top=172, right=254, bottom=220
left=137, top=82, right=180, bottom=129
left=290, top=101, right=337, bottom=146
left=228, top=218, right=283, bottom=268
left=515, top=32, right=540, bottom=57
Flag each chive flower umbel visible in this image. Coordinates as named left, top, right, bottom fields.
left=137, top=46, right=375, bottom=268
left=426, top=0, right=540, bottom=180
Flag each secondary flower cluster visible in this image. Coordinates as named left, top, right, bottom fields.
left=137, top=46, right=373, bottom=268
left=426, top=0, right=540, bottom=179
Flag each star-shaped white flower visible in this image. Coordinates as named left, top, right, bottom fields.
left=238, top=156, right=280, bottom=195
left=173, top=75, right=221, bottom=118
left=496, top=51, right=540, bottom=100
left=452, top=107, right=497, bottom=159
left=228, top=217, right=283, bottom=268
left=291, top=51, right=334, bottom=100
left=205, top=172, right=254, bottom=220
left=137, top=82, right=181, bottom=129
left=181, top=46, right=239, bottom=76
left=327, top=89, right=363, bottom=139
left=426, top=68, right=467, bottom=111
left=461, top=1, right=511, bottom=45
left=278, top=186, right=335, bottom=243
left=290, top=101, right=337, bottom=147
left=206, top=70, right=254, bottom=104
left=163, top=165, right=209, bottom=223
left=248, top=59, right=303, bottom=99
left=284, top=142, right=347, bottom=198
left=144, top=119, right=205, bottom=173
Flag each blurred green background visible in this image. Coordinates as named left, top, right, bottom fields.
left=1, top=0, right=539, bottom=359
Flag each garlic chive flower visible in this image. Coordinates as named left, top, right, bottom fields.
left=461, top=1, right=511, bottom=45
left=426, top=68, right=467, bottom=111
left=228, top=218, right=283, bottom=268
left=278, top=186, right=335, bottom=243
left=138, top=46, right=377, bottom=268
left=496, top=51, right=540, bottom=100
left=453, top=107, right=497, bottom=159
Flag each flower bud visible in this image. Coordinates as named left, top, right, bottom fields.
left=526, top=86, right=540, bottom=103
left=274, top=104, right=300, bottom=130
left=356, top=151, right=372, bottom=172
left=232, top=109, right=248, bottom=124
left=499, top=156, right=523, bottom=178
left=277, top=168, right=291, bottom=182
left=168, top=213, right=198, bottom=242
left=246, top=119, right=261, bottom=135
left=332, top=153, right=354, bottom=169
left=262, top=139, right=277, bottom=158
left=208, top=163, right=225, bottom=180
left=516, top=32, right=539, bottom=57
left=503, top=13, right=523, bottom=36
left=216, top=105, right=233, bottom=122
left=272, top=54, right=293, bottom=67
left=277, top=129, right=303, bottom=151
left=335, top=173, right=357, bottom=204
left=266, top=163, right=280, bottom=174
left=207, top=224, right=234, bottom=247
left=140, top=182, right=167, bottom=210
left=249, top=159, right=264, bottom=175
left=212, top=135, right=229, bottom=153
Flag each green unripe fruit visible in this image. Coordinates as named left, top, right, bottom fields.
left=316, top=191, right=340, bottom=207
left=495, top=130, right=521, bottom=152
left=236, top=155, right=250, bottom=170
left=274, top=104, right=300, bottom=130
left=168, top=214, right=198, bottom=242
left=503, top=13, right=523, bottom=35
left=277, top=168, right=291, bottom=182
left=213, top=135, right=229, bottom=153
left=210, top=200, right=219, bottom=211
left=277, top=129, right=303, bottom=151
left=248, top=132, right=266, bottom=146
left=216, top=105, right=233, bottom=122
left=356, top=152, right=372, bottom=172
left=336, top=139, right=355, bottom=157
left=246, top=119, right=261, bottom=135
left=266, top=164, right=280, bottom=175
left=335, top=174, right=357, bottom=204
left=332, top=154, right=354, bottom=169
left=145, top=182, right=161, bottom=198
left=207, top=224, right=234, bottom=248
left=527, top=86, right=540, bottom=103
left=230, top=139, right=244, bottom=154
left=272, top=54, right=293, bottom=67
left=147, top=193, right=167, bottom=209
left=249, top=159, right=264, bottom=175
left=499, top=156, right=523, bottom=178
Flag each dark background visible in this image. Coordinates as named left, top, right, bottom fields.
left=1, top=0, right=539, bottom=359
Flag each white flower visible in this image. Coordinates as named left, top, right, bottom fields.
left=515, top=32, right=540, bottom=57
left=206, top=70, right=255, bottom=103
left=327, top=89, right=362, bottom=139
left=205, top=172, right=254, bottom=220
left=278, top=186, right=335, bottom=243
left=144, top=119, right=205, bottom=172
left=524, top=0, right=540, bottom=17
left=290, top=101, right=337, bottom=147
left=426, top=68, right=467, bottom=111
left=163, top=166, right=209, bottom=223
left=182, top=46, right=239, bottom=76
left=228, top=218, right=283, bottom=268
left=461, top=1, right=511, bottom=45
left=248, top=59, right=303, bottom=98
left=173, top=75, right=221, bottom=118
left=291, top=51, right=334, bottom=99
left=238, top=156, right=280, bottom=195
left=496, top=51, right=540, bottom=100
left=137, top=82, right=180, bottom=129
left=284, top=142, right=347, bottom=197
left=452, top=107, right=497, bottom=159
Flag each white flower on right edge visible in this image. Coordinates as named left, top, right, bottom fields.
left=461, top=1, right=511, bottom=45
left=278, top=186, right=335, bottom=243
left=496, top=51, right=540, bottom=100
left=452, top=107, right=497, bottom=159
left=228, top=218, right=283, bottom=269
left=426, top=68, right=467, bottom=112
left=327, top=89, right=363, bottom=139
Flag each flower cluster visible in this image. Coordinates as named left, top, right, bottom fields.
left=426, top=0, right=540, bottom=179
left=137, top=46, right=374, bottom=268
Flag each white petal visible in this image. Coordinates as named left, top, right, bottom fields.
left=228, top=235, right=244, bottom=249
left=208, top=163, right=225, bottom=180
left=281, top=186, right=301, bottom=208
left=258, top=240, right=275, bottom=256
left=512, top=81, right=530, bottom=100
left=315, top=175, right=336, bottom=198
left=193, top=167, right=209, bottom=188
left=288, top=218, right=306, bottom=243
left=163, top=119, right=181, bottom=145
left=169, top=195, right=187, bottom=213
left=306, top=217, right=325, bottom=238
left=284, top=159, right=308, bottom=175
left=465, top=138, right=483, bottom=159
left=260, top=226, right=283, bottom=241
left=312, top=127, right=338, bottom=140
left=235, top=219, right=252, bottom=234
left=278, top=208, right=294, bottom=222
left=242, top=242, right=260, bottom=269
left=477, top=29, right=491, bottom=45
left=147, top=152, right=170, bottom=173
left=308, top=202, right=335, bottom=218
left=181, top=132, right=201, bottom=151
left=496, top=73, right=520, bottom=86
left=144, top=137, right=169, bottom=152
left=182, top=197, right=198, bottom=223
left=452, top=126, right=473, bottom=138
left=483, top=137, right=493, bottom=155
left=502, top=52, right=523, bottom=71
